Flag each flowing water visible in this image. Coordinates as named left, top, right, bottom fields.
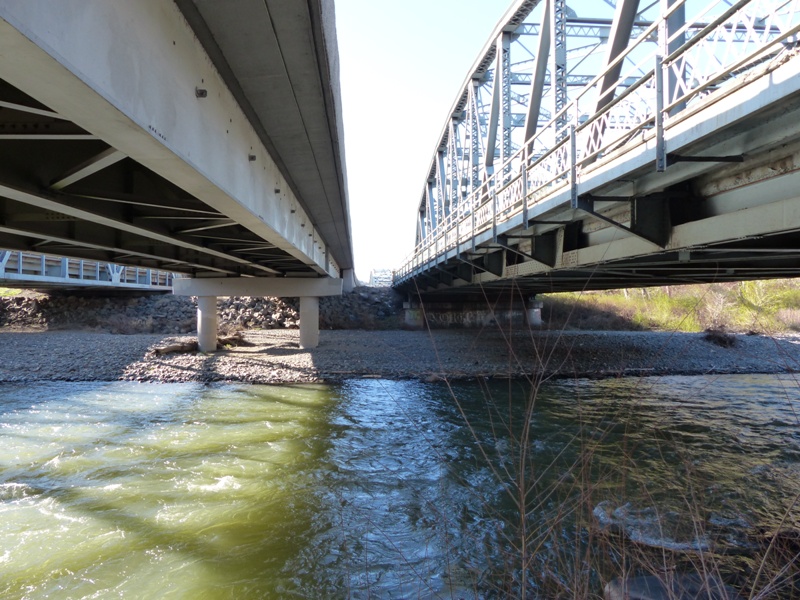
left=0, top=375, right=798, bottom=598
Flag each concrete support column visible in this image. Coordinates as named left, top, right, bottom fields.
left=299, top=296, right=320, bottom=349
left=403, top=301, right=425, bottom=329
left=527, top=296, right=544, bottom=327
left=197, top=295, right=218, bottom=352
left=175, top=277, right=342, bottom=352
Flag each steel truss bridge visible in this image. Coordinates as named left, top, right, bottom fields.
left=393, top=0, right=800, bottom=302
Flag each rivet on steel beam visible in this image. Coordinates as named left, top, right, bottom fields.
left=195, top=87, right=208, bottom=98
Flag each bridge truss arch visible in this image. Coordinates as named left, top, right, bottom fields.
left=397, top=0, right=800, bottom=298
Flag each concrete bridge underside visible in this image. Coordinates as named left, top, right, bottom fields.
left=0, top=0, right=353, bottom=349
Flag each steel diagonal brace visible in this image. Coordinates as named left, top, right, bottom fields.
left=576, top=194, right=670, bottom=248
left=0, top=181, right=281, bottom=274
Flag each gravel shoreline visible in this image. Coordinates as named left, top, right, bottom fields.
left=1, top=328, right=799, bottom=384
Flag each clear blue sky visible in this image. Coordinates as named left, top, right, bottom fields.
left=335, top=0, right=512, bottom=281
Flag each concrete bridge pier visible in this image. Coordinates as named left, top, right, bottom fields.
left=196, top=296, right=219, bottom=352
left=403, top=300, right=425, bottom=329
left=175, top=278, right=343, bottom=352
left=527, top=296, right=544, bottom=327
left=402, top=295, right=542, bottom=330
left=298, top=296, right=320, bottom=349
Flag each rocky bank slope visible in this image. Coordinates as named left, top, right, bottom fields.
left=0, top=286, right=403, bottom=333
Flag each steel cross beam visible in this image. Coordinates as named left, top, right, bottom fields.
left=0, top=181, right=280, bottom=274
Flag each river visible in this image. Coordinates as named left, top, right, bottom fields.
left=0, top=375, right=798, bottom=598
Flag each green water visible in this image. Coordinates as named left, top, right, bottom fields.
left=0, top=376, right=798, bottom=598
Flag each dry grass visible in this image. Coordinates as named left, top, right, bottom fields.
left=540, top=280, right=800, bottom=334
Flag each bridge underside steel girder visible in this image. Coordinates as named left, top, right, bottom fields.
left=0, top=0, right=351, bottom=281
left=397, top=0, right=800, bottom=303
left=400, top=191, right=800, bottom=302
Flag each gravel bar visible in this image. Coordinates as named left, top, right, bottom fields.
left=1, top=328, right=799, bottom=384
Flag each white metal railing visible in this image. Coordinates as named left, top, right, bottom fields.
left=0, top=250, right=182, bottom=289
left=395, top=0, right=800, bottom=283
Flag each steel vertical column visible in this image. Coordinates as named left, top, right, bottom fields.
left=437, top=151, right=447, bottom=224
left=550, top=0, right=568, bottom=139
left=569, top=125, right=578, bottom=207
left=468, top=82, right=481, bottom=193
left=449, top=119, right=460, bottom=216
left=662, top=0, right=686, bottom=113
left=655, top=55, right=666, bottom=172
left=426, top=181, right=436, bottom=236
left=485, top=43, right=501, bottom=177
left=499, top=32, right=512, bottom=182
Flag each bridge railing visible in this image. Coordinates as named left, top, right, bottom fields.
left=395, top=0, right=800, bottom=283
left=0, top=250, right=182, bottom=289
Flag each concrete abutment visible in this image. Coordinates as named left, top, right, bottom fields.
left=403, top=296, right=544, bottom=330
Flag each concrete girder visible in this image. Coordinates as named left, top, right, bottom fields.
left=177, top=0, right=353, bottom=273
left=0, top=99, right=60, bottom=119
left=50, top=148, right=127, bottom=191
left=0, top=224, right=235, bottom=274
left=0, top=181, right=279, bottom=274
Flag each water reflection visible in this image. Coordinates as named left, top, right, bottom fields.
left=0, top=375, right=797, bottom=598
